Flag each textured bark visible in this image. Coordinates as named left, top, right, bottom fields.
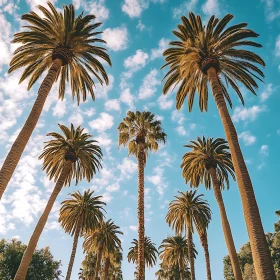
left=14, top=160, right=72, bottom=280
left=199, top=232, right=212, bottom=280
left=207, top=67, right=276, bottom=280
left=209, top=168, right=243, bottom=280
left=137, top=142, right=145, bottom=280
left=102, top=257, right=110, bottom=280
left=187, top=228, right=195, bottom=280
left=65, top=220, right=82, bottom=280
left=179, top=258, right=184, bottom=280
left=95, top=246, right=103, bottom=280
left=0, top=58, right=62, bottom=200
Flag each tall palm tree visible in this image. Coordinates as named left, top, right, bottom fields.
left=79, top=252, right=98, bottom=280
left=0, top=2, right=111, bottom=199
left=181, top=137, right=242, bottom=279
left=159, top=236, right=195, bottom=280
left=14, top=124, right=102, bottom=280
left=59, top=190, right=105, bottom=280
left=166, top=190, right=211, bottom=280
left=83, top=219, right=123, bottom=280
left=127, top=236, right=158, bottom=271
left=118, top=111, right=166, bottom=280
left=161, top=12, right=275, bottom=279
left=195, top=217, right=212, bottom=280
left=106, top=249, right=123, bottom=280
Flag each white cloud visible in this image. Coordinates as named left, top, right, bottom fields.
left=52, top=100, right=66, bottom=118
left=104, top=99, right=121, bottom=111
left=87, top=0, right=109, bottom=22
left=136, top=20, right=145, bottom=31
left=106, top=183, right=120, bottom=192
left=68, top=111, right=84, bottom=127
left=260, top=145, right=269, bottom=156
left=101, top=192, right=113, bottom=202
left=129, top=225, right=137, bottom=231
left=275, top=35, right=280, bottom=56
left=120, top=88, right=135, bottom=108
left=261, top=0, right=280, bottom=22
left=176, top=125, right=187, bottom=136
left=172, top=110, right=185, bottom=125
left=139, top=69, right=161, bottom=99
left=201, top=0, right=220, bottom=16
left=158, top=94, right=173, bottom=110
left=239, top=131, right=256, bottom=146
left=173, top=0, right=198, bottom=18
left=121, top=0, right=149, bottom=18
left=25, top=0, right=57, bottom=14
left=83, top=108, right=96, bottom=117
left=124, top=49, right=149, bottom=71
left=147, top=166, right=167, bottom=196
left=260, top=83, right=274, bottom=102
left=151, top=38, right=169, bottom=60
left=101, top=27, right=129, bottom=51
left=117, top=158, right=138, bottom=179
left=232, top=105, right=266, bottom=123
left=277, top=129, right=280, bottom=135
left=94, top=74, right=114, bottom=100
left=89, top=112, right=114, bottom=132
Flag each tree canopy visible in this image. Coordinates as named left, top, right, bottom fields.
left=0, top=239, right=62, bottom=280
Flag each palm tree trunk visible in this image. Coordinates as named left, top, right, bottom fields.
left=207, top=67, right=276, bottom=280
left=179, top=258, right=184, bottom=280
left=209, top=167, right=243, bottom=279
left=14, top=160, right=72, bottom=280
left=95, top=245, right=103, bottom=280
left=199, top=232, right=212, bottom=280
left=0, top=58, right=63, bottom=200
left=65, top=220, right=82, bottom=280
left=187, top=228, right=195, bottom=280
left=137, top=142, right=145, bottom=280
left=102, top=257, right=110, bottom=280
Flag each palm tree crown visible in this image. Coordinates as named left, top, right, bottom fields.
left=9, top=2, right=111, bottom=103
left=83, top=219, right=123, bottom=255
left=159, top=236, right=195, bottom=268
left=162, top=12, right=265, bottom=110
left=39, top=123, right=102, bottom=186
left=118, top=111, right=166, bottom=159
left=127, top=236, right=158, bottom=268
left=166, top=190, right=211, bottom=234
left=59, top=189, right=106, bottom=236
left=181, top=136, right=235, bottom=189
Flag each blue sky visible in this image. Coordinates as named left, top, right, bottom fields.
left=0, top=0, right=280, bottom=279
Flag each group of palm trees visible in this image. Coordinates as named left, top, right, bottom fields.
left=0, top=1, right=276, bottom=279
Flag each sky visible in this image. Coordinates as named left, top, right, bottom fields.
left=0, top=0, right=280, bottom=279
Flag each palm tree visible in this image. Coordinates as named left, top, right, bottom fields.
left=159, top=236, right=195, bottom=280
left=83, top=219, right=123, bottom=280
left=166, top=190, right=211, bottom=280
left=195, top=218, right=212, bottom=280
left=181, top=137, right=242, bottom=279
left=118, top=111, right=166, bottom=280
left=107, top=249, right=123, bottom=280
left=14, top=124, right=102, bottom=280
left=0, top=2, right=111, bottom=199
left=79, top=252, right=98, bottom=280
left=59, top=190, right=105, bottom=280
left=162, top=12, right=275, bottom=279
left=127, top=236, right=158, bottom=273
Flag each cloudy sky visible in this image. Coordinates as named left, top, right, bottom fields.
left=0, top=0, right=280, bottom=279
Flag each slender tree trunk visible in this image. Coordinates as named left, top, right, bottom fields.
left=209, top=168, right=243, bottom=279
left=207, top=67, right=276, bottom=280
left=187, top=228, right=195, bottom=280
left=179, top=258, right=184, bottom=280
left=14, top=160, right=72, bottom=280
left=137, top=142, right=145, bottom=280
left=65, top=220, right=82, bottom=280
left=0, top=58, right=63, bottom=200
left=102, top=257, right=110, bottom=280
left=95, top=245, right=103, bottom=280
left=199, top=232, right=212, bottom=280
